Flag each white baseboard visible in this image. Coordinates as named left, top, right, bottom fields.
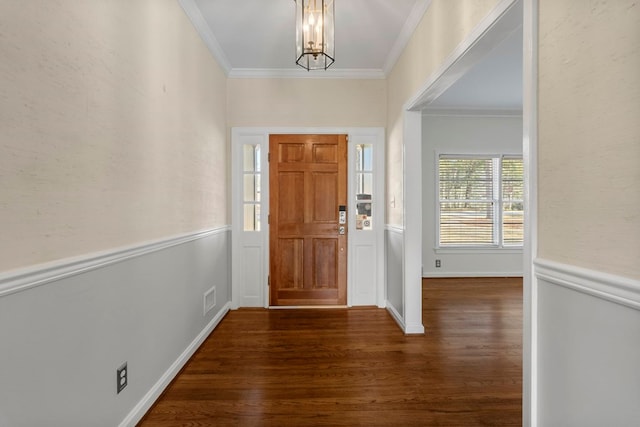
left=386, top=302, right=425, bottom=334
left=120, top=301, right=232, bottom=427
left=386, top=302, right=405, bottom=332
left=423, top=272, right=523, bottom=278
left=404, top=323, right=425, bottom=334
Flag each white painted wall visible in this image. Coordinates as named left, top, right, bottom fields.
left=422, top=114, right=523, bottom=277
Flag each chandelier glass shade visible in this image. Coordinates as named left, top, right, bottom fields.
left=295, top=0, right=335, bottom=70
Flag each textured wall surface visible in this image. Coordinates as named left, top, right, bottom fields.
left=0, top=0, right=228, bottom=272
left=227, top=78, right=387, bottom=128
left=385, top=0, right=502, bottom=225
left=538, top=0, right=640, bottom=279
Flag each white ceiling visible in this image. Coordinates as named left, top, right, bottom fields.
left=427, top=25, right=523, bottom=112
left=180, top=0, right=523, bottom=110
left=183, top=0, right=429, bottom=78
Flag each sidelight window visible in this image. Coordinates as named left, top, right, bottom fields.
left=243, top=144, right=261, bottom=231
left=355, top=144, right=373, bottom=230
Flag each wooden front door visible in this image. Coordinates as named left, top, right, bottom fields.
left=269, top=134, right=347, bottom=306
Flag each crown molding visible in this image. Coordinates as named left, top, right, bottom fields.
left=422, top=106, right=523, bottom=117
left=178, top=0, right=232, bottom=75
left=383, top=0, right=433, bottom=75
left=181, top=0, right=430, bottom=80
left=228, top=67, right=386, bottom=79
left=178, top=0, right=432, bottom=79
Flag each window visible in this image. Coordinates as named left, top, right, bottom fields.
left=438, top=155, right=523, bottom=247
left=243, top=144, right=261, bottom=231
left=355, top=144, right=373, bottom=230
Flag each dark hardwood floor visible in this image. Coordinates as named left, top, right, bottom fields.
left=138, top=277, right=522, bottom=426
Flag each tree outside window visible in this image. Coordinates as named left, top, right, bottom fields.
left=438, top=155, right=523, bottom=247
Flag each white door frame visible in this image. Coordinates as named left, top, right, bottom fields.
left=231, top=127, right=386, bottom=309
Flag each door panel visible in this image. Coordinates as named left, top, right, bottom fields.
left=312, top=238, right=338, bottom=288
left=313, top=145, right=337, bottom=162
left=278, top=172, right=304, bottom=223
left=270, top=134, right=347, bottom=306
left=278, top=238, right=304, bottom=288
left=312, top=173, right=338, bottom=221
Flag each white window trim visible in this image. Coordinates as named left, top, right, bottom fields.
left=434, top=247, right=523, bottom=255
left=435, top=152, right=524, bottom=250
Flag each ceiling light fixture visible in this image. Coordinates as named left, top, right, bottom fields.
left=295, top=0, right=335, bottom=70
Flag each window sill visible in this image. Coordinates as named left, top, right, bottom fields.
left=434, top=247, right=523, bottom=255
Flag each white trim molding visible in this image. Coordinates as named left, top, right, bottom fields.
left=383, top=0, right=433, bottom=75
left=178, top=0, right=232, bottom=75
left=406, top=0, right=521, bottom=111
left=386, top=303, right=406, bottom=333
left=523, top=0, right=538, bottom=424
left=422, top=107, right=523, bottom=117
left=0, top=227, right=230, bottom=299
left=534, top=259, right=640, bottom=311
left=384, top=224, right=405, bottom=235
left=402, top=110, right=425, bottom=335
left=425, top=272, right=523, bottom=278
left=180, top=0, right=430, bottom=80
left=228, top=68, right=386, bottom=80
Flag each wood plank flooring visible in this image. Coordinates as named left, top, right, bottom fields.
left=138, top=277, right=522, bottom=426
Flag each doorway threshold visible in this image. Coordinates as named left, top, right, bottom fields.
left=269, top=305, right=349, bottom=309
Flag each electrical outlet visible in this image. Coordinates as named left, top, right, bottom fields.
left=117, top=362, right=127, bottom=394
left=435, top=259, right=441, bottom=268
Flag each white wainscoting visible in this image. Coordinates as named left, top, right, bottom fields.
left=534, top=258, right=640, bottom=426
left=385, top=225, right=404, bottom=329
left=0, top=227, right=231, bottom=427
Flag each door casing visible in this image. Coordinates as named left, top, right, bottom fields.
left=231, top=127, right=385, bottom=309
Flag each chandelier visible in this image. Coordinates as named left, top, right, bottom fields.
left=295, top=0, right=335, bottom=70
